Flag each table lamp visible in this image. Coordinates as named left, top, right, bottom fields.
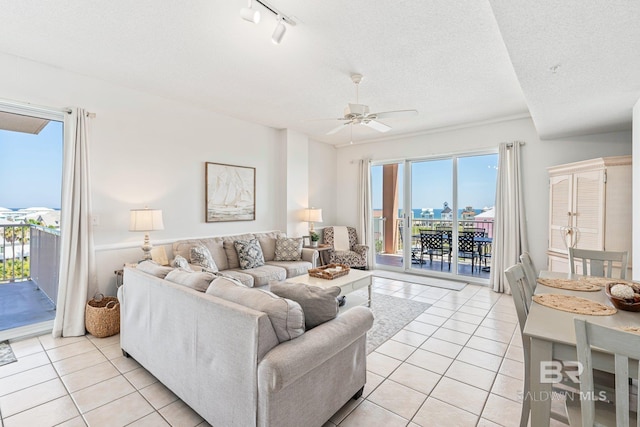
left=305, top=207, right=323, bottom=233
left=129, top=208, right=164, bottom=261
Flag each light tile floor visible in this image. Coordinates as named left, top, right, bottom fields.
left=0, top=277, right=569, bottom=427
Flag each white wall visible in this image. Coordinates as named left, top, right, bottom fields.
left=0, top=53, right=332, bottom=295
left=335, top=117, right=631, bottom=273
left=283, top=129, right=309, bottom=238
left=308, top=139, right=337, bottom=230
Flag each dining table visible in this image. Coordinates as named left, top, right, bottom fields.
left=524, top=270, right=640, bottom=427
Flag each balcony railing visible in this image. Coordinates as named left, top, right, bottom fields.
left=1, top=224, right=31, bottom=282
left=1, top=224, right=60, bottom=304
left=374, top=217, right=495, bottom=254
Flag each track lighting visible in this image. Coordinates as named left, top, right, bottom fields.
left=240, top=0, right=260, bottom=24
left=239, top=0, right=296, bottom=45
left=271, top=17, right=286, bottom=44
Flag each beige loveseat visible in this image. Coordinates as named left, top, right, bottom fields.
left=119, top=267, right=374, bottom=427
left=172, top=231, right=318, bottom=287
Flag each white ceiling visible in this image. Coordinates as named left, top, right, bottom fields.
left=0, top=1, right=637, bottom=145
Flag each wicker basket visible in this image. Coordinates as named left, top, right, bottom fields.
left=85, top=294, right=120, bottom=338
left=308, top=263, right=350, bottom=280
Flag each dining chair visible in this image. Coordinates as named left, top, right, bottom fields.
left=566, top=319, right=639, bottom=426
left=504, top=264, right=534, bottom=427
left=519, top=252, right=538, bottom=302
left=506, top=264, right=584, bottom=426
left=458, top=231, right=479, bottom=273
left=568, top=248, right=629, bottom=279
left=419, top=230, right=449, bottom=270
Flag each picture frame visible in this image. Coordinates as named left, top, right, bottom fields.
left=205, top=162, right=256, bottom=222
left=302, top=236, right=311, bottom=247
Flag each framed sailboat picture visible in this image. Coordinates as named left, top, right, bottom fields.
left=205, top=162, right=255, bottom=222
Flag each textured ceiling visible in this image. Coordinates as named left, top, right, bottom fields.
left=0, top=1, right=637, bottom=144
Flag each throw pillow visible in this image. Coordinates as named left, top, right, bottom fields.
left=207, top=276, right=304, bottom=342
left=234, top=239, right=265, bottom=270
left=171, top=254, right=192, bottom=271
left=136, top=261, right=174, bottom=279
left=269, top=282, right=340, bottom=329
left=165, top=269, right=215, bottom=292
left=190, top=245, right=219, bottom=273
left=274, top=237, right=303, bottom=261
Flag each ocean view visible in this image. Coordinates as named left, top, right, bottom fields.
left=373, top=208, right=489, bottom=219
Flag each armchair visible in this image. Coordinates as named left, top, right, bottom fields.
left=323, top=226, right=369, bottom=269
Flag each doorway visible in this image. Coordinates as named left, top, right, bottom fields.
left=371, top=152, right=497, bottom=282
left=0, top=106, right=64, bottom=340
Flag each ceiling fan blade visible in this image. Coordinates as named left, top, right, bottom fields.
left=371, top=109, right=419, bottom=120
left=305, top=117, right=350, bottom=122
left=363, top=120, right=391, bottom=133
left=326, top=123, right=349, bottom=135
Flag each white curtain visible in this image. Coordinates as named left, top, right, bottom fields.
left=53, top=108, right=96, bottom=337
left=490, top=142, right=529, bottom=293
left=357, top=159, right=373, bottom=268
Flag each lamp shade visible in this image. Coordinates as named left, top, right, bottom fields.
left=129, top=209, right=164, bottom=232
left=306, top=208, right=323, bottom=223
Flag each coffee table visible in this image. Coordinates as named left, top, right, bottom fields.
left=286, top=269, right=372, bottom=307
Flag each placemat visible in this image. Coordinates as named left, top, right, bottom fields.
left=536, top=278, right=601, bottom=292
left=578, top=276, right=631, bottom=287
left=532, top=294, right=617, bottom=315
left=620, top=326, right=640, bottom=334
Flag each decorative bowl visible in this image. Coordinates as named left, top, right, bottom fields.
left=605, top=282, right=640, bottom=312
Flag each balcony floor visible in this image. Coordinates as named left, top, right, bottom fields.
left=375, top=253, right=491, bottom=280
left=0, top=280, right=56, bottom=332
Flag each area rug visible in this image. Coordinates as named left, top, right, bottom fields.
left=0, top=341, right=17, bottom=367
left=367, top=292, right=431, bottom=353
left=372, top=270, right=467, bottom=291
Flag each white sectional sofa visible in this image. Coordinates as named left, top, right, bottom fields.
left=171, top=231, right=318, bottom=287
left=118, top=266, right=374, bottom=427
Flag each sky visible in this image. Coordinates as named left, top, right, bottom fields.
left=371, top=153, right=498, bottom=211
left=0, top=121, right=63, bottom=209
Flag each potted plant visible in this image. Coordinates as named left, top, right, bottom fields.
left=309, top=231, right=319, bottom=247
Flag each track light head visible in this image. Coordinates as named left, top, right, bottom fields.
left=240, top=7, right=260, bottom=24
left=271, top=17, right=286, bottom=44
left=240, top=0, right=260, bottom=24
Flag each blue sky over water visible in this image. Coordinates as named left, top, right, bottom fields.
left=372, top=154, right=498, bottom=211
left=0, top=121, right=63, bottom=209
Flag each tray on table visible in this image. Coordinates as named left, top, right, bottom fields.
left=308, top=263, right=350, bottom=280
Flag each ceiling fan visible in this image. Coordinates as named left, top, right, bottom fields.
left=320, top=74, right=418, bottom=136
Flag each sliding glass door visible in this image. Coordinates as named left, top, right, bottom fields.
left=408, top=159, right=453, bottom=273
left=371, top=162, right=404, bottom=270
left=372, top=152, right=497, bottom=282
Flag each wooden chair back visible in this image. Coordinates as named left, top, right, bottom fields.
left=572, top=319, right=640, bottom=426
left=568, top=248, right=628, bottom=279
left=519, top=252, right=537, bottom=302
left=504, top=264, right=531, bottom=334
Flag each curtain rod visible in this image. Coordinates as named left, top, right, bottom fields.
left=506, top=141, right=526, bottom=148
left=64, top=109, right=96, bottom=118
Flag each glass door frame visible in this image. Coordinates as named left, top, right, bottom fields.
left=399, top=149, right=497, bottom=283
left=370, top=159, right=406, bottom=273
left=402, top=154, right=460, bottom=279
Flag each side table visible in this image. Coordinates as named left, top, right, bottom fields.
left=306, top=244, right=332, bottom=267
left=115, top=263, right=138, bottom=288
left=114, top=269, right=124, bottom=288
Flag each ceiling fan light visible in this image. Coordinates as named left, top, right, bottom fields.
left=240, top=5, right=260, bottom=23
left=271, top=18, right=286, bottom=44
